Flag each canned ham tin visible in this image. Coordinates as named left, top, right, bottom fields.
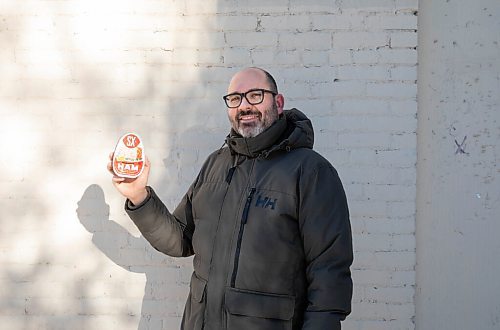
left=112, top=133, right=145, bottom=179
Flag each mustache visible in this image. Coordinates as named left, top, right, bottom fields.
left=237, top=110, right=261, bottom=120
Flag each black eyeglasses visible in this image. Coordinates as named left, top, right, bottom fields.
left=222, top=89, right=277, bottom=108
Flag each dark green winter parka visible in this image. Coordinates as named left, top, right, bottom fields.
left=126, top=109, right=353, bottom=330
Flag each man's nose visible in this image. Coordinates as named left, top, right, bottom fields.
left=238, top=95, right=252, bottom=109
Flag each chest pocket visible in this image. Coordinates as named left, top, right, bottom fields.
left=233, top=188, right=302, bottom=294
left=245, top=188, right=298, bottom=250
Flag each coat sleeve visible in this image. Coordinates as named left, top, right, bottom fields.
left=125, top=185, right=195, bottom=258
left=298, top=163, right=353, bottom=329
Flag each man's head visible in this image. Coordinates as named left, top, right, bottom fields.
left=224, top=67, right=284, bottom=138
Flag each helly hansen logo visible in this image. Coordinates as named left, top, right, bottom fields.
left=255, top=195, right=277, bottom=210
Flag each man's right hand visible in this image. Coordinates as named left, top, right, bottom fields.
left=107, top=152, right=151, bottom=206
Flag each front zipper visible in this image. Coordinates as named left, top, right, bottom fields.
left=230, top=187, right=256, bottom=287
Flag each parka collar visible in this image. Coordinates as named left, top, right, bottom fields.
left=225, top=108, right=314, bottom=158
left=225, top=114, right=287, bottom=158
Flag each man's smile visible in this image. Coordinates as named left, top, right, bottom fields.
left=238, top=112, right=261, bottom=124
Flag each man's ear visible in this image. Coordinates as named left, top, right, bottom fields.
left=275, top=93, right=285, bottom=115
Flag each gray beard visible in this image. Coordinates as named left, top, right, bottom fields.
left=237, top=123, right=265, bottom=138
left=232, top=104, right=279, bottom=138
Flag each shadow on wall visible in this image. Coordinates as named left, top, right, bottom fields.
left=77, top=184, right=188, bottom=329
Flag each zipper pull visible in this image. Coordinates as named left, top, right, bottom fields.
left=226, top=167, right=236, bottom=184
left=242, top=188, right=256, bottom=224
left=226, top=155, right=240, bottom=184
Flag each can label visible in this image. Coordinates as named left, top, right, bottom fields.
left=112, top=133, right=145, bottom=178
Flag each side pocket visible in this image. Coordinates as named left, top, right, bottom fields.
left=182, top=272, right=207, bottom=330
left=224, top=287, right=295, bottom=330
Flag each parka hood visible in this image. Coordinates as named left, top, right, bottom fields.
left=226, top=108, right=314, bottom=158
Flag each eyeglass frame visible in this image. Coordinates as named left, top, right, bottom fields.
left=222, top=88, right=277, bottom=108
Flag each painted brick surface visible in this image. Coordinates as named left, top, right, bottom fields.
left=0, top=0, right=418, bottom=329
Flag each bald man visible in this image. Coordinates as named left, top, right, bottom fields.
left=109, top=67, right=353, bottom=329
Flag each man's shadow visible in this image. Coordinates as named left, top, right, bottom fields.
left=77, top=184, right=189, bottom=329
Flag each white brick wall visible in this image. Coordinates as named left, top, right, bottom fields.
left=0, top=0, right=418, bottom=329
